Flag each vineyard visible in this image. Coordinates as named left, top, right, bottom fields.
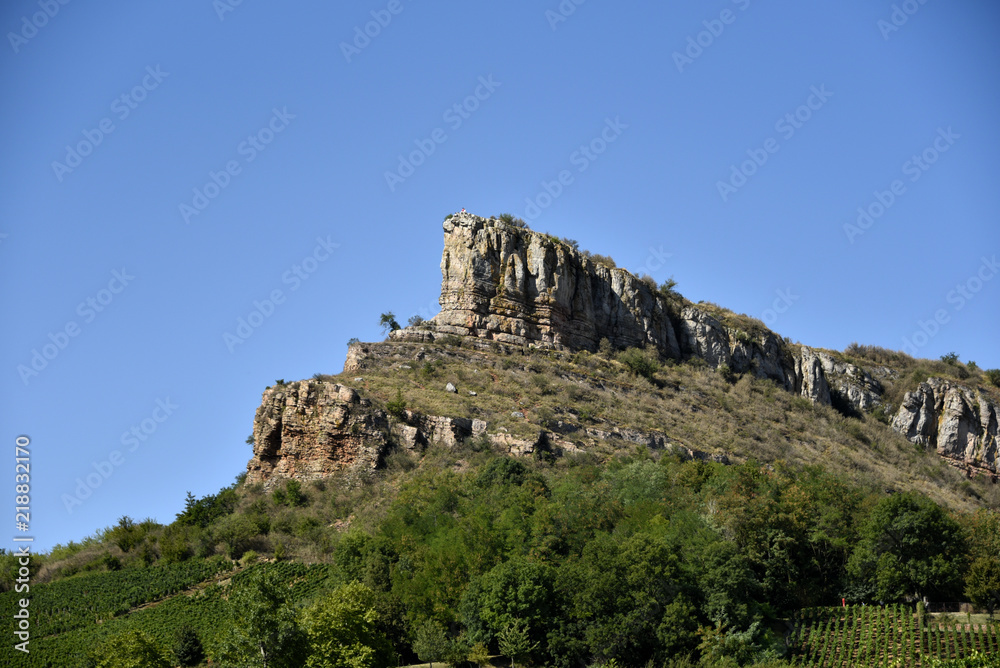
left=789, top=604, right=1000, bottom=667
left=0, top=559, right=340, bottom=667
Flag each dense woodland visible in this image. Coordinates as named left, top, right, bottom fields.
left=4, top=445, right=1000, bottom=667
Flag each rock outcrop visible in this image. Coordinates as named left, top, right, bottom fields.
left=391, top=212, right=840, bottom=406
left=891, top=378, right=999, bottom=475
left=395, top=212, right=682, bottom=356
left=249, top=210, right=997, bottom=486
left=247, top=381, right=390, bottom=486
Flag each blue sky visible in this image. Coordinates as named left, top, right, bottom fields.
left=2, top=1, right=998, bottom=552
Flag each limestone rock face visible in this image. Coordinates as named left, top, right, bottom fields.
left=794, top=347, right=832, bottom=405
left=678, top=307, right=730, bottom=368
left=891, top=378, right=999, bottom=474
left=394, top=213, right=681, bottom=356
left=816, top=351, right=885, bottom=412
left=247, top=380, right=389, bottom=486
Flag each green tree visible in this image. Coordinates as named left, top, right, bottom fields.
left=173, top=626, right=205, bottom=667
left=106, top=515, right=141, bottom=552
left=215, top=513, right=259, bottom=559
left=300, top=581, right=395, bottom=668
left=497, top=618, right=538, bottom=668
left=413, top=619, right=450, bottom=668
left=379, top=312, right=400, bottom=335
left=966, top=557, right=1000, bottom=617
left=468, top=641, right=490, bottom=668
left=93, top=630, right=171, bottom=668
left=847, top=492, right=966, bottom=602
left=213, top=566, right=306, bottom=668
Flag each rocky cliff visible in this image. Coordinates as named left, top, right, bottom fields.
left=892, top=378, right=999, bottom=477
left=389, top=213, right=876, bottom=409
left=247, top=211, right=998, bottom=486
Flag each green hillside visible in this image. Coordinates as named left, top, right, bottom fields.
left=6, top=336, right=1000, bottom=667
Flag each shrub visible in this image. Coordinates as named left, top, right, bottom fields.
left=843, top=342, right=913, bottom=367
left=273, top=479, right=307, bottom=507
left=985, top=369, right=1000, bottom=387
left=659, top=276, right=678, bottom=297
left=476, top=457, right=528, bottom=487
left=347, top=337, right=360, bottom=346
left=498, top=213, right=528, bottom=228
left=598, top=337, right=613, bottom=356
left=589, top=253, right=617, bottom=268
left=173, top=626, right=205, bottom=667
left=941, top=352, right=960, bottom=365
left=407, top=315, right=424, bottom=327
left=239, top=550, right=258, bottom=567
left=637, top=273, right=657, bottom=290
left=617, top=347, right=659, bottom=380
left=386, top=389, right=407, bottom=418
left=560, top=237, right=580, bottom=251
left=379, top=312, right=400, bottom=334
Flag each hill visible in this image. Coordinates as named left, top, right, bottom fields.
left=5, top=210, right=1000, bottom=668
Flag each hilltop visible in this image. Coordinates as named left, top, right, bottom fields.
left=248, top=211, right=1000, bottom=510
left=6, top=210, right=1000, bottom=668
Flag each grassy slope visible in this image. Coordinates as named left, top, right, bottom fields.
left=322, top=338, right=1000, bottom=514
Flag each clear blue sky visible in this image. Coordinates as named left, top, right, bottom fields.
left=2, top=1, right=998, bottom=552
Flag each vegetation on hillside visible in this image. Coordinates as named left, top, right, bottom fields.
left=5, top=441, right=999, bottom=666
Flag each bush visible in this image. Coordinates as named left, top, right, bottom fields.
left=985, top=369, right=1000, bottom=387
left=386, top=389, right=407, bottom=418
left=659, top=276, right=678, bottom=297
left=498, top=213, right=527, bottom=228
left=617, top=347, right=659, bottom=380
left=173, top=626, right=205, bottom=667
left=407, top=315, right=424, bottom=327
left=273, top=479, right=307, bottom=507
left=476, top=457, right=528, bottom=487
left=589, top=253, right=616, bottom=268
left=941, top=352, right=960, bottom=365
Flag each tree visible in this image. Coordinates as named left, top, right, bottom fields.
left=300, top=581, right=395, bottom=668
left=408, top=315, right=424, bottom=326
left=468, top=641, right=490, bottom=668
left=106, top=515, right=141, bottom=552
left=379, top=312, right=400, bottom=335
left=413, top=619, right=450, bottom=668
left=497, top=618, right=538, bottom=668
left=215, top=513, right=259, bottom=559
left=213, top=566, right=306, bottom=668
left=847, top=492, right=966, bottom=602
left=966, top=557, right=1000, bottom=617
left=173, top=626, right=205, bottom=667
left=93, top=630, right=171, bottom=668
